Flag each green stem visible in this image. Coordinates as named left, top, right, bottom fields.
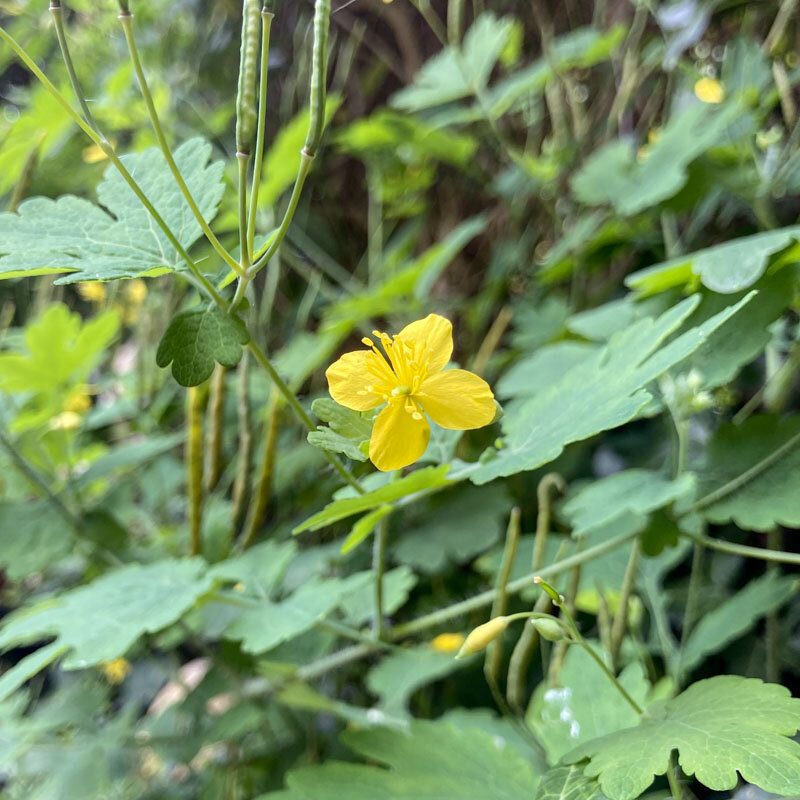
left=373, top=517, right=388, bottom=640
left=609, top=535, right=641, bottom=666
left=237, top=151, right=251, bottom=267
left=249, top=153, right=313, bottom=276
left=682, top=531, right=800, bottom=566
left=0, top=25, right=226, bottom=307
left=247, top=9, right=274, bottom=259
left=391, top=528, right=639, bottom=638
left=666, top=751, right=685, bottom=800
left=682, top=541, right=704, bottom=642
left=0, top=428, right=81, bottom=532
left=245, top=336, right=364, bottom=494
left=485, top=508, right=521, bottom=692
left=408, top=0, right=447, bottom=44
left=685, top=429, right=800, bottom=513
left=573, top=638, right=643, bottom=713
left=766, top=529, right=781, bottom=683
left=118, top=11, right=245, bottom=278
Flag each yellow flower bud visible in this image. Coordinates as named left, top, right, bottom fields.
left=77, top=281, right=107, bottom=304
left=532, top=617, right=566, bottom=642
left=125, top=279, right=148, bottom=306
left=430, top=632, right=466, bottom=653
left=455, top=616, right=510, bottom=659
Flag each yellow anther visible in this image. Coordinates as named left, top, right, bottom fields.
left=361, top=337, right=374, bottom=347
left=391, top=385, right=411, bottom=397
left=412, top=412, right=423, bottom=420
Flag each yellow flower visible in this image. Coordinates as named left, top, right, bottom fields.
left=455, top=616, right=510, bottom=659
left=430, top=632, right=466, bottom=653
left=100, top=657, right=131, bottom=684
left=64, top=386, right=92, bottom=414
left=77, top=281, right=107, bottom=304
left=326, top=314, right=496, bottom=471
left=694, top=77, right=724, bottom=104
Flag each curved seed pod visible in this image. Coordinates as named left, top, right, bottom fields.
left=205, top=365, right=227, bottom=492
left=239, top=386, right=281, bottom=549
left=303, top=0, right=331, bottom=157
left=186, top=385, right=207, bottom=556
left=236, top=0, right=261, bottom=153
left=231, top=353, right=252, bottom=529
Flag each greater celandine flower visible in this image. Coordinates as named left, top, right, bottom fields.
left=325, top=313, right=496, bottom=471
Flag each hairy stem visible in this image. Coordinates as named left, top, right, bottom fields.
left=373, top=517, right=388, bottom=640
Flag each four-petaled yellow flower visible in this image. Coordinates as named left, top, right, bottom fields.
left=326, top=313, right=496, bottom=472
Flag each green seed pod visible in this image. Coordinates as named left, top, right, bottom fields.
left=239, top=387, right=281, bottom=548
left=236, top=0, right=261, bottom=153
left=303, top=0, right=331, bottom=157
left=231, top=353, right=252, bottom=529
left=205, top=365, right=227, bottom=492
left=532, top=617, right=566, bottom=642
left=186, top=385, right=207, bottom=556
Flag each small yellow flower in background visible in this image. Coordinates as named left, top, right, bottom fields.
left=100, top=657, right=131, bottom=684
left=78, top=281, right=107, bottom=304
left=694, top=77, right=724, bottom=104
left=430, top=632, right=466, bottom=653
left=326, top=314, right=496, bottom=471
left=64, top=386, right=92, bottom=415
left=82, top=138, right=116, bottom=164
left=125, top=279, right=148, bottom=306
left=50, top=411, right=82, bottom=431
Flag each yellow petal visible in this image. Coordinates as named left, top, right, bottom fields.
left=326, top=350, right=389, bottom=412
left=396, top=313, right=453, bottom=374
left=419, top=369, right=495, bottom=430
left=369, top=399, right=430, bottom=471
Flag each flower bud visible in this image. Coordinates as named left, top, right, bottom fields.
left=455, top=616, right=510, bottom=659
left=532, top=617, right=566, bottom=642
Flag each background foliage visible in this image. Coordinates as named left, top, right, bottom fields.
left=0, top=0, right=799, bottom=798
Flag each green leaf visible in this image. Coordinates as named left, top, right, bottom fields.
left=0, top=642, right=69, bottom=704
left=680, top=573, right=797, bottom=673
left=562, top=470, right=695, bottom=539
left=391, top=483, right=508, bottom=573
left=307, top=398, right=374, bottom=463
left=339, top=566, right=417, bottom=627
left=74, top=432, right=184, bottom=489
left=265, top=720, right=542, bottom=799
left=0, top=304, right=119, bottom=393
left=0, top=558, right=214, bottom=670
left=0, top=139, right=225, bottom=282
left=340, top=505, right=394, bottom=554
left=293, top=465, right=452, bottom=533
left=627, top=226, right=800, bottom=295
left=223, top=573, right=371, bottom=654
left=208, top=540, right=297, bottom=595
left=535, top=765, right=610, bottom=800
left=391, top=14, right=514, bottom=112
left=365, top=645, right=466, bottom=717
left=0, top=501, right=74, bottom=580
left=470, top=293, right=753, bottom=484
left=156, top=306, right=249, bottom=386
left=527, top=644, right=650, bottom=764
left=682, top=271, right=796, bottom=388
left=697, top=415, right=800, bottom=531
left=571, top=104, right=740, bottom=217
left=566, top=676, right=800, bottom=800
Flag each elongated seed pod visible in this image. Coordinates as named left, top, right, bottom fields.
left=231, top=353, right=252, bottom=528
left=205, top=365, right=227, bottom=492
left=303, top=0, right=331, bottom=157
left=236, top=0, right=261, bottom=153
left=239, top=386, right=280, bottom=549
left=186, top=385, right=207, bottom=556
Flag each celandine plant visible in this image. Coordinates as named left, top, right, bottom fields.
left=0, top=1, right=799, bottom=799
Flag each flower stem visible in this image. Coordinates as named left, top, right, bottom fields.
left=118, top=10, right=245, bottom=278
left=609, top=535, right=641, bottom=667
left=574, top=637, right=643, bottom=714
left=667, top=751, right=685, bottom=800
left=0, top=24, right=226, bottom=307
left=373, top=517, right=388, bottom=640
left=245, top=336, right=364, bottom=494
left=681, top=531, right=800, bottom=565
left=237, top=150, right=251, bottom=268
left=247, top=9, right=274, bottom=260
